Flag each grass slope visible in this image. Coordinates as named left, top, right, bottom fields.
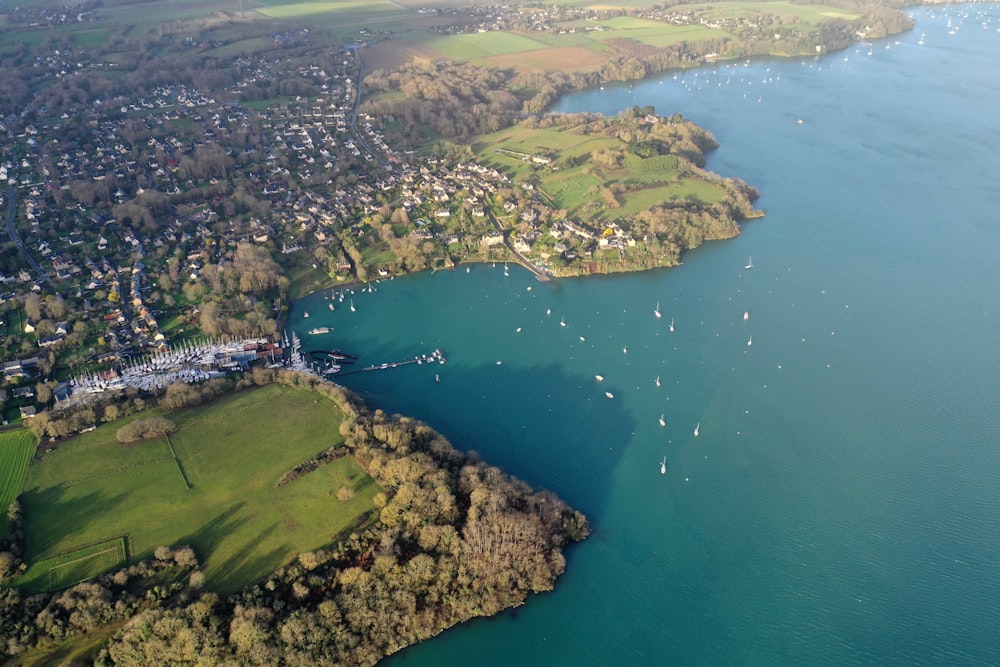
left=0, top=429, right=36, bottom=539
left=19, top=384, right=377, bottom=593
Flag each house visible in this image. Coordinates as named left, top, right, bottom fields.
left=20, top=405, right=37, bottom=419
left=38, top=335, right=63, bottom=348
left=12, top=386, right=35, bottom=400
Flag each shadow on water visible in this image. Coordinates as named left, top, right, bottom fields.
left=292, top=269, right=642, bottom=522
left=328, top=341, right=634, bottom=530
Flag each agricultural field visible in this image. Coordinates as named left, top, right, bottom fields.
left=0, top=429, right=36, bottom=539
left=682, top=1, right=861, bottom=25
left=473, top=125, right=620, bottom=179
left=365, top=11, right=734, bottom=73
left=614, top=177, right=726, bottom=218
left=18, top=384, right=378, bottom=593
left=473, top=122, right=713, bottom=223
left=253, top=0, right=435, bottom=36
left=414, top=31, right=551, bottom=60
left=587, top=17, right=730, bottom=48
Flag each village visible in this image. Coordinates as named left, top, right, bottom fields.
left=0, top=25, right=640, bottom=426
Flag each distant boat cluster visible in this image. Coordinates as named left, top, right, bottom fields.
left=303, top=256, right=763, bottom=480
left=70, top=336, right=287, bottom=398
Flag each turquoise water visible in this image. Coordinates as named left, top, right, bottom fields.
left=292, top=7, right=1000, bottom=664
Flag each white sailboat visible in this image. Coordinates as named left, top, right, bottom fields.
left=595, top=374, right=605, bottom=382
left=747, top=335, right=752, bottom=347
left=605, top=391, right=614, bottom=399
left=659, top=414, right=666, bottom=427
left=328, top=303, right=335, bottom=311
left=654, top=302, right=662, bottom=318
left=743, top=310, right=749, bottom=321
left=669, top=318, right=675, bottom=333
left=744, top=256, right=754, bottom=269
left=560, top=317, right=566, bottom=327
left=350, top=299, right=356, bottom=313
left=660, top=457, right=667, bottom=474
left=655, top=375, right=661, bottom=387
left=694, top=422, right=700, bottom=437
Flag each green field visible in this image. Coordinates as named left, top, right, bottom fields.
left=589, top=16, right=730, bottom=48
left=681, top=1, right=860, bottom=25
left=254, top=0, right=418, bottom=35
left=98, top=0, right=249, bottom=24
left=472, top=122, right=711, bottom=222
left=474, top=125, right=619, bottom=180
left=416, top=31, right=551, bottom=60
left=614, top=178, right=726, bottom=218
left=19, top=384, right=378, bottom=593
left=385, top=12, right=733, bottom=70
left=34, top=537, right=129, bottom=592
left=0, top=429, right=36, bottom=539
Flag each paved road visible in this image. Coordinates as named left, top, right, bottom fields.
left=347, top=47, right=388, bottom=168
left=484, top=206, right=551, bottom=282
left=4, top=188, right=50, bottom=284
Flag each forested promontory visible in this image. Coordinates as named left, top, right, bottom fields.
left=0, top=371, right=589, bottom=665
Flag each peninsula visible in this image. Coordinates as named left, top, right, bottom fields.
left=1, top=372, right=589, bottom=664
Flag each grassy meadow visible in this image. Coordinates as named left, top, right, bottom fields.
left=0, top=429, right=36, bottom=539
left=473, top=123, right=723, bottom=223
left=19, top=384, right=379, bottom=593
left=682, top=0, right=860, bottom=25
left=393, top=18, right=732, bottom=73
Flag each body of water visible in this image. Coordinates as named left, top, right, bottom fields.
left=291, top=7, right=1000, bottom=664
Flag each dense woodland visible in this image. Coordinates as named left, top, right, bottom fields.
left=0, top=371, right=589, bottom=665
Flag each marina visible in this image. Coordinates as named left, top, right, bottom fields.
left=68, top=336, right=287, bottom=398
